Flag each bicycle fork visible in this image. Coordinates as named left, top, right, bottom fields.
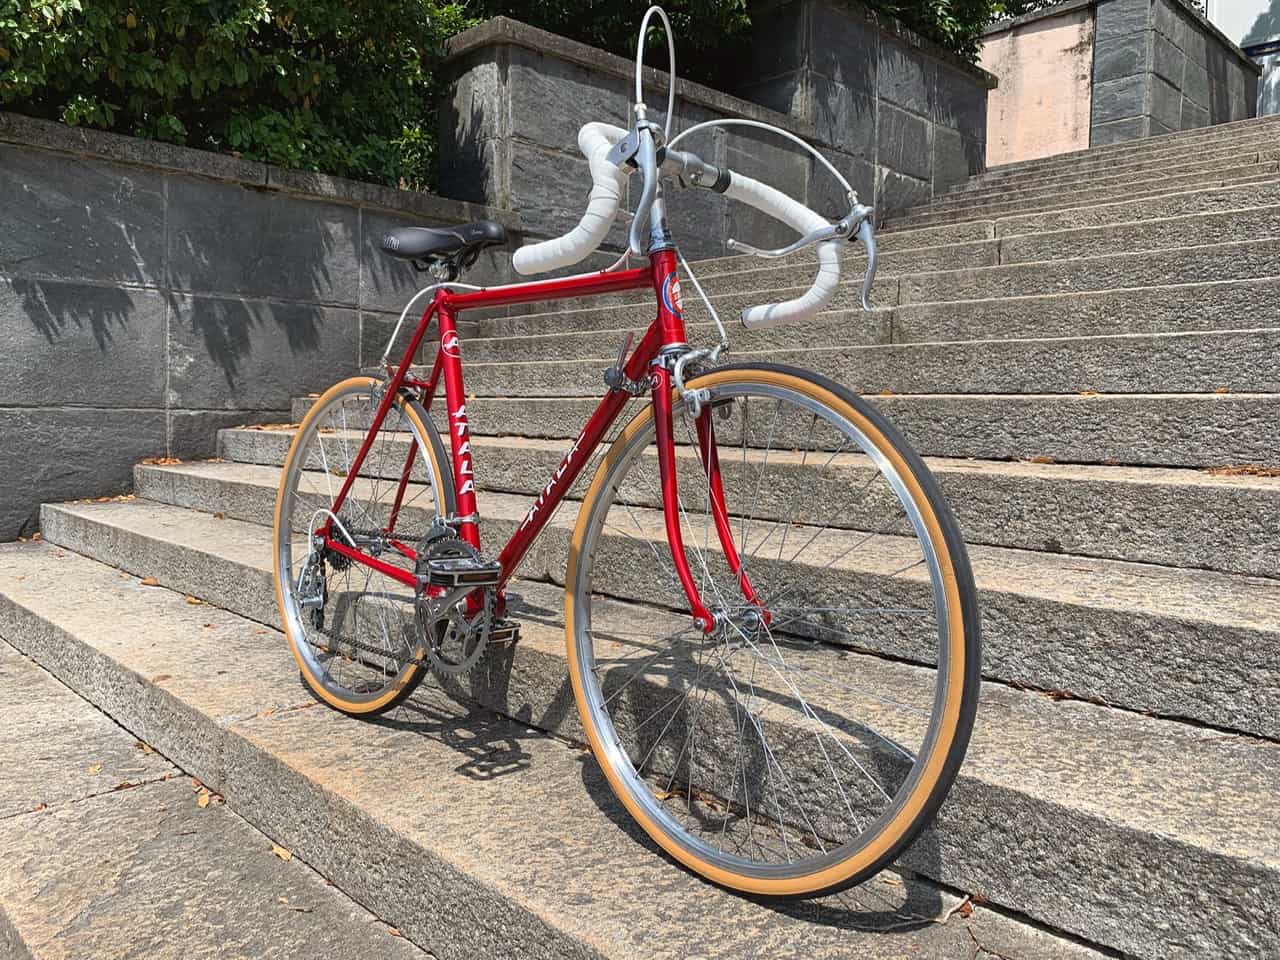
left=650, top=366, right=770, bottom=635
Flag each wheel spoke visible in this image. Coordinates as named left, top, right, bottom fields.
left=569, top=373, right=974, bottom=888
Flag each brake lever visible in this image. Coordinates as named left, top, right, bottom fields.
left=857, top=216, right=877, bottom=312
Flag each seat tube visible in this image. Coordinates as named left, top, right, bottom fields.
left=437, top=304, right=481, bottom=550
left=651, top=364, right=714, bottom=633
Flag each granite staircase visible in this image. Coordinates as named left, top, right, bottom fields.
left=4, top=114, right=1280, bottom=959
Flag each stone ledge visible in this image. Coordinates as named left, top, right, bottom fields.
left=444, top=16, right=820, bottom=137
left=984, top=0, right=1261, bottom=75
left=0, top=111, right=521, bottom=229
left=984, top=0, right=1093, bottom=37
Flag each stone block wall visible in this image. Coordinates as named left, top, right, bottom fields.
left=0, top=112, right=518, bottom=539
left=1093, top=0, right=1259, bottom=145
left=440, top=10, right=993, bottom=259
left=982, top=0, right=1260, bottom=160
left=736, top=0, right=992, bottom=215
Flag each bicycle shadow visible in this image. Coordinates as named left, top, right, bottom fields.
left=368, top=683, right=539, bottom=783
left=414, top=589, right=950, bottom=934
left=572, top=751, right=950, bottom=934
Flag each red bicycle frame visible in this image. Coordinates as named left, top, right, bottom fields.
left=319, top=248, right=761, bottom=632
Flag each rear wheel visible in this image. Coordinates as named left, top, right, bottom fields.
left=564, top=363, right=981, bottom=897
left=273, top=376, right=455, bottom=716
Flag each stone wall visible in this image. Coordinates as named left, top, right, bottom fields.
left=981, top=0, right=1260, bottom=160
left=1093, top=0, right=1259, bottom=145
left=736, top=0, right=992, bottom=213
left=439, top=11, right=993, bottom=259
left=980, top=0, right=1096, bottom=165
left=0, top=112, right=518, bottom=540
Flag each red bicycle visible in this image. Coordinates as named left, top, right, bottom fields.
left=273, top=6, right=980, bottom=898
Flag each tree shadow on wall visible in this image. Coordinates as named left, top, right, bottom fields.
left=175, top=293, right=324, bottom=397
left=9, top=275, right=135, bottom=351
left=1244, top=2, right=1280, bottom=46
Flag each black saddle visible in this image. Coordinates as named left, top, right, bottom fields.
left=380, top=220, right=508, bottom=278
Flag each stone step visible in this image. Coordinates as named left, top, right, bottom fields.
left=663, top=201, right=1280, bottom=295
left=203, top=431, right=1280, bottom=580
left=899, top=237, right=1280, bottom=305
left=993, top=179, right=1280, bottom=238
left=938, top=137, right=1280, bottom=199
left=0, top=640, right=429, bottom=960
left=888, top=168, right=1280, bottom=232
left=52, top=483, right=1280, bottom=741
left=927, top=152, right=1278, bottom=213
left=283, top=392, right=1280, bottom=469
left=0, top=541, right=1119, bottom=960
left=450, top=277, right=1280, bottom=363
left=978, top=112, right=1280, bottom=179
left=467, top=235, right=1280, bottom=341
left=903, top=180, right=1280, bottom=256
left=21, top=508, right=1280, bottom=959
left=420, top=328, right=1280, bottom=398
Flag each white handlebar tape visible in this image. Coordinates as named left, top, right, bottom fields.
left=511, top=123, right=632, bottom=276
left=723, top=172, right=841, bottom=329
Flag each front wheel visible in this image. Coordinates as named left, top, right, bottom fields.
left=564, top=363, right=981, bottom=897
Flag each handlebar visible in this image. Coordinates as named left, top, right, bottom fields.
left=509, top=6, right=877, bottom=327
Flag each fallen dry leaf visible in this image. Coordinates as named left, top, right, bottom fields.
left=271, top=844, right=293, bottom=862
left=31, top=803, right=47, bottom=813
left=1206, top=463, right=1280, bottom=478
left=249, top=423, right=301, bottom=432
left=31, top=532, right=41, bottom=542
left=958, top=900, right=974, bottom=919
left=185, top=595, right=206, bottom=606
left=151, top=674, right=171, bottom=683
left=135, top=741, right=154, bottom=755
left=140, top=457, right=182, bottom=466
left=197, top=790, right=211, bottom=809
left=1214, top=387, right=1231, bottom=395
left=140, top=577, right=161, bottom=587
left=388, top=928, right=402, bottom=938
left=87, top=764, right=102, bottom=775
left=257, top=708, right=275, bottom=719
left=213, top=512, right=226, bottom=520
left=1023, top=455, right=1056, bottom=464
left=1078, top=390, right=1100, bottom=398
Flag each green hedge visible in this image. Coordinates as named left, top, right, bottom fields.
left=0, top=0, right=472, bottom=189
left=1, top=1, right=1047, bottom=192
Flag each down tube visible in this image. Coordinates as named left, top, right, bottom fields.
left=496, top=326, right=662, bottom=587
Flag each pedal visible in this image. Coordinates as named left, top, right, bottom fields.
left=419, top=555, right=502, bottom=590
left=488, top=617, right=521, bottom=646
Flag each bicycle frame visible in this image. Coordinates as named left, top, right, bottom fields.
left=317, top=247, right=762, bottom=633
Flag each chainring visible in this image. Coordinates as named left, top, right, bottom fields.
left=415, top=537, right=494, bottom=677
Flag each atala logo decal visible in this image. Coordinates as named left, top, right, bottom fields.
left=451, top=405, right=475, bottom=496
left=441, top=331, right=462, bottom=358
left=520, top=429, right=586, bottom=529
left=661, top=272, right=683, bottom=317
